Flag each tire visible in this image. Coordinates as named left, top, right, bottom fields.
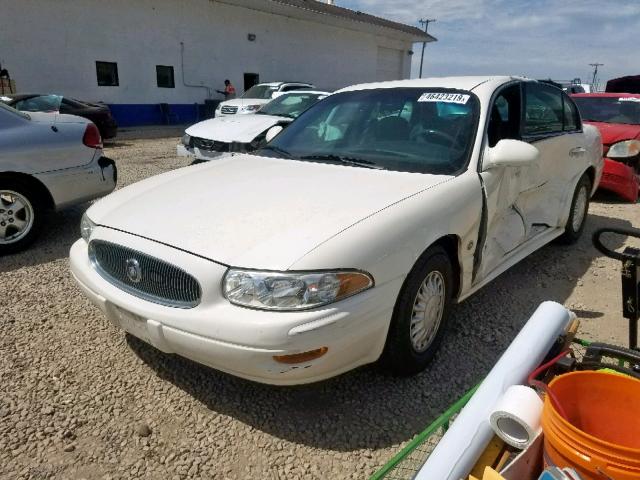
left=0, top=181, right=44, bottom=255
left=558, top=174, right=591, bottom=245
left=382, top=246, right=454, bottom=376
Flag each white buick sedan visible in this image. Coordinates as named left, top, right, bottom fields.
left=70, top=77, right=602, bottom=385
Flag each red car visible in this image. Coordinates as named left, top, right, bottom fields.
left=572, top=93, right=640, bottom=202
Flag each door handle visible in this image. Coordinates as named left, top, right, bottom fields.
left=569, top=147, right=586, bottom=157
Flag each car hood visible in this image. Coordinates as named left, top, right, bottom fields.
left=185, top=114, right=290, bottom=143
left=219, top=98, right=271, bottom=108
left=585, top=121, right=640, bottom=146
left=88, top=155, right=451, bottom=270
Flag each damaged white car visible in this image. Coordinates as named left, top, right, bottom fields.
left=177, top=91, right=329, bottom=162
left=70, top=77, right=602, bottom=385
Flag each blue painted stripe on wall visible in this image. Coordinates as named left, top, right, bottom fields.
left=107, top=103, right=206, bottom=127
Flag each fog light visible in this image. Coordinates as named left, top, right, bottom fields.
left=273, top=347, right=328, bottom=364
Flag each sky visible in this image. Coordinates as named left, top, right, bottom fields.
left=339, top=0, right=640, bottom=87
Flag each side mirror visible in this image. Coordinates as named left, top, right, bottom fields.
left=484, top=139, right=540, bottom=170
left=265, top=125, right=284, bottom=143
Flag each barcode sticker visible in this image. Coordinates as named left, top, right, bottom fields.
left=418, top=92, right=470, bottom=104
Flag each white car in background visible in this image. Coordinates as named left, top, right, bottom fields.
left=178, top=91, right=330, bottom=162
left=70, top=76, right=602, bottom=385
left=215, top=81, right=315, bottom=116
left=1, top=102, right=116, bottom=254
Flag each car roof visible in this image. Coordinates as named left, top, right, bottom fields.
left=277, top=90, right=331, bottom=96
left=572, top=92, right=640, bottom=98
left=335, top=76, right=527, bottom=95
left=257, top=82, right=313, bottom=87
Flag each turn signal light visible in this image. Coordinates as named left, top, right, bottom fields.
left=273, top=347, right=328, bottom=364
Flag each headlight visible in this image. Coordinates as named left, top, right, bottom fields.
left=181, top=134, right=191, bottom=146
left=608, top=139, right=640, bottom=159
left=240, top=104, right=261, bottom=112
left=80, top=213, right=96, bottom=242
left=223, top=269, right=373, bottom=310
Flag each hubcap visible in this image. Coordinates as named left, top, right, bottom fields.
left=0, top=191, right=34, bottom=245
left=572, top=185, right=588, bottom=232
left=409, top=271, right=446, bottom=353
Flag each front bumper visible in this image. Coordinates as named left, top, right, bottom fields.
left=69, top=230, right=395, bottom=385
left=598, top=157, right=639, bottom=203
left=176, top=144, right=228, bottom=163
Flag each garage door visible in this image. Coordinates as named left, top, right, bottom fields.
left=376, top=47, right=404, bottom=81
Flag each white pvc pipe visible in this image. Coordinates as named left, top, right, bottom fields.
left=415, top=301, right=573, bottom=480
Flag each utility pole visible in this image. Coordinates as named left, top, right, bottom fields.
left=589, top=63, right=603, bottom=90
left=418, top=18, right=436, bottom=78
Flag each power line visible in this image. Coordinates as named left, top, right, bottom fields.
left=418, top=18, right=436, bottom=78
left=589, top=63, right=603, bottom=90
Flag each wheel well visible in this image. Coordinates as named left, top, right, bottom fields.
left=584, top=166, right=595, bottom=190
left=428, top=234, right=462, bottom=299
left=0, top=172, right=55, bottom=210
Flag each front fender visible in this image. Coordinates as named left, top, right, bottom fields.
left=290, top=171, right=483, bottom=301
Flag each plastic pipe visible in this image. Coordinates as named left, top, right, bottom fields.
left=415, top=301, right=573, bottom=480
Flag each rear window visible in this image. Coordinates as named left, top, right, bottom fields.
left=0, top=101, right=30, bottom=121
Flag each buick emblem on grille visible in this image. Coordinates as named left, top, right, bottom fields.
left=125, top=258, right=142, bottom=283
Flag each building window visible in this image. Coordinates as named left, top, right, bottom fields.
left=96, top=61, right=119, bottom=87
left=156, top=65, right=175, bottom=88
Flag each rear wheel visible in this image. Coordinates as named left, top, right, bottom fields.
left=0, top=183, right=44, bottom=255
left=558, top=174, right=591, bottom=244
left=382, top=246, right=453, bottom=375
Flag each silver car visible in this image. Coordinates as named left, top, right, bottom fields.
left=0, top=102, right=116, bottom=254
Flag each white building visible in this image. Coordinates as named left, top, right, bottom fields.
left=1, top=0, right=434, bottom=125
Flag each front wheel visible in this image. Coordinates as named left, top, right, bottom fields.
left=0, top=184, right=43, bottom=255
left=558, top=174, right=591, bottom=244
left=382, top=246, right=453, bottom=376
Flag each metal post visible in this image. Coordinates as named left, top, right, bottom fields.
left=418, top=18, right=436, bottom=78
left=621, top=247, right=640, bottom=350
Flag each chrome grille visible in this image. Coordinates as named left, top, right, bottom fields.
left=220, top=106, right=238, bottom=114
left=89, top=240, right=201, bottom=308
left=191, top=136, right=230, bottom=152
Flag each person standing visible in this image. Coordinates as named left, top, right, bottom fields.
left=217, top=79, right=236, bottom=100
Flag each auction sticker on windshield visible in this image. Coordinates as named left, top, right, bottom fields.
left=418, top=92, right=470, bottom=104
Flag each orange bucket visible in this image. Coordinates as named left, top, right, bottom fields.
left=541, top=371, right=640, bottom=479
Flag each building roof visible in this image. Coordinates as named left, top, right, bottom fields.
left=218, top=0, right=436, bottom=43
left=274, top=0, right=436, bottom=42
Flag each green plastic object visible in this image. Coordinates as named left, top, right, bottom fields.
left=370, top=384, right=479, bottom=480
left=370, top=340, right=592, bottom=480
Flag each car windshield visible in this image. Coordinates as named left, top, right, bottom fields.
left=254, top=88, right=479, bottom=175
left=573, top=96, right=640, bottom=125
left=242, top=85, right=278, bottom=99
left=257, top=93, right=327, bottom=118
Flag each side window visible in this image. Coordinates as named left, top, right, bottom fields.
left=524, top=83, right=564, bottom=136
left=488, top=83, right=521, bottom=147
left=563, top=95, right=580, bottom=131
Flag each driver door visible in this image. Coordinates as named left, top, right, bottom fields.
left=477, top=82, right=533, bottom=278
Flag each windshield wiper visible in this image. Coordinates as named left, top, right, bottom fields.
left=300, top=154, right=383, bottom=169
left=258, top=145, right=293, bottom=158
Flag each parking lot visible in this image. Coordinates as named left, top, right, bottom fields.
left=1, top=135, right=639, bottom=480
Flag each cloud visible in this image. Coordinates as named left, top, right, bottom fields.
left=339, top=0, right=640, bottom=84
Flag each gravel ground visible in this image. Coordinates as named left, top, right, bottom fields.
left=1, top=137, right=639, bottom=480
